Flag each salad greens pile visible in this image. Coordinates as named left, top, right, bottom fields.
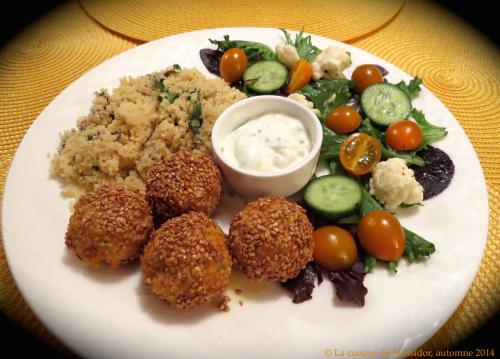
left=314, top=75, right=443, bottom=277
left=201, top=28, right=453, bottom=307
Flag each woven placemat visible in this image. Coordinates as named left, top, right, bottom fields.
left=0, top=0, right=136, bottom=354
left=79, top=0, right=405, bottom=43
left=350, top=0, right=499, bottom=352
left=0, top=0, right=498, bottom=356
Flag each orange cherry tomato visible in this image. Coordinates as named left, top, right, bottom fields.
left=219, top=48, right=249, bottom=83
left=313, top=226, right=358, bottom=271
left=351, top=64, right=384, bottom=93
left=287, top=59, right=313, bottom=93
left=339, top=132, right=382, bottom=175
left=326, top=106, right=362, bottom=134
left=358, top=211, right=405, bottom=261
left=385, top=120, right=424, bottom=151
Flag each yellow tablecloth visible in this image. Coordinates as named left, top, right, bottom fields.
left=79, top=0, right=405, bottom=43
left=0, top=0, right=498, bottom=356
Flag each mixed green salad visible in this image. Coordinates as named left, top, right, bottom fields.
left=200, top=29, right=455, bottom=306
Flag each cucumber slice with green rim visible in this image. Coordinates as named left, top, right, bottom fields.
left=361, top=83, right=412, bottom=126
left=304, top=175, right=362, bottom=220
left=243, top=60, right=288, bottom=94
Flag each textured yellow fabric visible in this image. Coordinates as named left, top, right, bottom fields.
left=79, top=0, right=405, bottom=43
left=0, top=0, right=498, bottom=356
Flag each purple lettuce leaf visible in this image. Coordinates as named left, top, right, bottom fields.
left=282, top=262, right=322, bottom=303
left=345, top=93, right=361, bottom=112
left=411, top=146, right=454, bottom=200
left=374, top=64, right=388, bottom=76
left=327, top=258, right=368, bottom=307
left=199, top=49, right=223, bottom=76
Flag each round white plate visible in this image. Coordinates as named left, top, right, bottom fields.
left=2, top=28, right=488, bottom=359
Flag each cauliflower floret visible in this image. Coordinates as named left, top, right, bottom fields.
left=288, top=93, right=320, bottom=116
left=311, top=46, right=351, bottom=81
left=369, top=158, right=424, bottom=211
left=276, top=42, right=300, bottom=68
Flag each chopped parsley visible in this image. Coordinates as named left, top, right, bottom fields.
left=156, top=80, right=179, bottom=103
left=189, top=93, right=203, bottom=134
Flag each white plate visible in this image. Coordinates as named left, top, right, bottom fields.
left=2, top=28, right=488, bottom=359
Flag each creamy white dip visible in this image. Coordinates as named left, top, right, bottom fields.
left=221, top=113, right=311, bottom=173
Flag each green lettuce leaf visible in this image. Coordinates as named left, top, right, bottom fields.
left=364, top=255, right=378, bottom=273
left=209, top=35, right=276, bottom=62
left=280, top=28, right=322, bottom=62
left=387, top=261, right=398, bottom=273
left=320, top=126, right=348, bottom=160
left=410, top=108, right=447, bottom=146
left=404, top=228, right=436, bottom=262
left=327, top=158, right=347, bottom=176
left=337, top=214, right=361, bottom=224
left=299, top=79, right=355, bottom=120
left=360, top=186, right=383, bottom=215
left=395, top=76, right=423, bottom=98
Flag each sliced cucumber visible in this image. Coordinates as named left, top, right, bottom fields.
left=361, top=83, right=411, bottom=126
left=304, top=175, right=362, bottom=220
left=243, top=60, right=288, bottom=94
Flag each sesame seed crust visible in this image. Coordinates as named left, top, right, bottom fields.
left=65, top=185, right=154, bottom=268
left=228, top=198, right=314, bottom=282
left=141, top=212, right=232, bottom=309
left=145, top=151, right=222, bottom=225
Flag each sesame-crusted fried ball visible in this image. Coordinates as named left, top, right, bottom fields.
left=146, top=151, right=222, bottom=225
left=141, top=212, right=231, bottom=309
left=65, top=186, right=153, bottom=268
left=228, top=198, right=314, bottom=282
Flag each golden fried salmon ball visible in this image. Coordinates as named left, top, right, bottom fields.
left=141, top=212, right=231, bottom=309
left=146, top=151, right=222, bottom=225
left=65, top=186, right=153, bottom=268
left=228, top=198, right=314, bottom=282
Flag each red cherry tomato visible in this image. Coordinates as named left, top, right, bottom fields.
left=358, top=211, right=405, bottom=261
left=219, top=48, right=249, bottom=83
left=326, top=106, right=362, bottom=134
left=385, top=120, right=424, bottom=151
left=313, top=226, right=358, bottom=271
left=351, top=64, right=384, bottom=93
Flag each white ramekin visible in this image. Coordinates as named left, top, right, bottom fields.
left=211, top=95, right=323, bottom=199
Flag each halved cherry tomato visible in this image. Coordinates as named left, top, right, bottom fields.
left=326, top=106, right=362, bottom=134
left=339, top=132, right=382, bottom=175
left=351, top=64, right=384, bottom=93
left=385, top=120, right=424, bottom=151
left=358, top=211, right=405, bottom=261
left=313, top=226, right=358, bottom=271
left=219, top=48, right=249, bottom=83
left=287, top=59, right=313, bottom=93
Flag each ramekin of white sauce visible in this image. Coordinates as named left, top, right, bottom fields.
left=212, top=96, right=322, bottom=198
left=222, top=113, right=312, bottom=174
